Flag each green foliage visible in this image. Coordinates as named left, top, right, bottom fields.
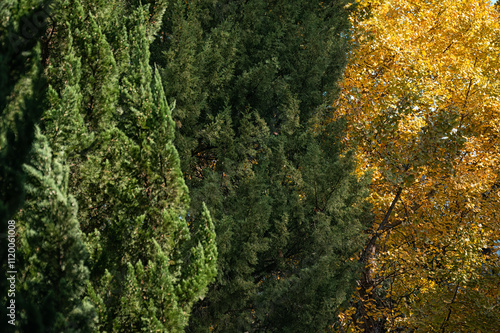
left=0, top=1, right=50, bottom=329
left=152, top=0, right=371, bottom=331
left=16, top=128, right=96, bottom=332
left=187, top=115, right=371, bottom=332
left=1, top=0, right=372, bottom=332
left=38, top=1, right=217, bottom=331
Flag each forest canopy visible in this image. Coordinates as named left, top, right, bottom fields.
left=1, top=0, right=499, bottom=332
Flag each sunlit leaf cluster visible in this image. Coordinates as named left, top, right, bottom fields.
left=335, top=0, right=500, bottom=331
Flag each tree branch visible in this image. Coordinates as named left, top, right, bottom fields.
left=440, top=282, right=460, bottom=333
left=359, top=186, right=403, bottom=263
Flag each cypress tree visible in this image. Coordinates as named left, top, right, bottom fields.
left=16, top=128, right=96, bottom=332
left=152, top=0, right=372, bottom=331
left=38, top=1, right=217, bottom=331
left=0, top=1, right=50, bottom=330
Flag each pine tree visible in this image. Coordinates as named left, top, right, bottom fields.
left=152, top=0, right=372, bottom=331
left=15, top=128, right=96, bottom=332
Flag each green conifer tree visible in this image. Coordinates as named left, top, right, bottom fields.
left=38, top=1, right=217, bottom=331
left=16, top=128, right=95, bottom=332
left=0, top=1, right=50, bottom=330
left=152, top=0, right=372, bottom=331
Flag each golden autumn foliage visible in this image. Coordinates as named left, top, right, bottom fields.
left=335, top=0, right=500, bottom=331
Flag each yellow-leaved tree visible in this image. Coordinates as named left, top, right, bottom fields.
left=335, top=0, right=500, bottom=331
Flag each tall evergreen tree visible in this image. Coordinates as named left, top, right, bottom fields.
left=0, top=0, right=49, bottom=226
left=38, top=1, right=217, bottom=331
left=152, top=0, right=372, bottom=331
left=0, top=1, right=50, bottom=330
left=16, top=128, right=96, bottom=332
